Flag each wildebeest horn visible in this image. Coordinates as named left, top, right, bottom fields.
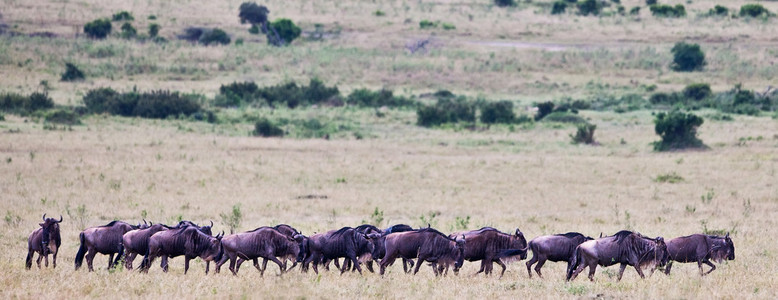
left=599, top=232, right=603, bottom=238
left=725, top=232, right=729, bottom=238
left=57, top=215, right=63, bottom=223
left=143, top=219, right=147, bottom=226
left=515, top=228, right=521, bottom=236
left=209, top=220, right=214, bottom=227
left=42, top=214, right=46, bottom=221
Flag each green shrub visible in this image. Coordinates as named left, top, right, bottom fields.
left=629, top=6, right=641, bottom=15
left=346, top=89, right=415, bottom=108
left=645, top=0, right=657, bottom=5
left=652, top=110, right=706, bottom=151
left=570, top=123, right=597, bottom=144
left=709, top=5, right=729, bottom=16
left=494, top=0, right=516, bottom=7
left=45, top=109, right=81, bottom=125
left=131, top=90, right=202, bottom=119
left=535, top=101, right=555, bottom=121
left=248, top=24, right=260, bottom=34
left=578, top=0, right=602, bottom=16
left=683, top=83, right=712, bottom=101
left=442, top=23, right=456, bottom=30
left=179, top=27, right=205, bottom=42
left=589, top=94, right=648, bottom=112
left=256, top=79, right=340, bottom=108
left=112, top=11, right=134, bottom=21
left=374, top=10, right=386, bottom=17
left=740, top=4, right=770, bottom=18
left=419, top=20, right=437, bottom=29
left=650, top=4, right=686, bottom=17
left=219, top=81, right=259, bottom=106
left=83, top=88, right=120, bottom=114
left=239, top=2, right=270, bottom=25
left=253, top=118, right=284, bottom=137
left=61, top=63, right=85, bottom=82
left=480, top=101, right=516, bottom=124
left=120, top=22, right=137, bottom=39
left=148, top=23, right=160, bottom=37
left=649, top=92, right=684, bottom=105
left=84, top=19, right=112, bottom=39
left=552, top=1, right=568, bottom=14
left=267, top=18, right=301, bottom=46
left=655, top=172, right=684, bottom=183
left=199, top=28, right=230, bottom=45
left=0, top=92, right=53, bottom=114
left=671, top=42, right=705, bottom=72
left=541, top=111, right=587, bottom=123
left=417, top=97, right=476, bottom=127
left=26, top=92, right=54, bottom=113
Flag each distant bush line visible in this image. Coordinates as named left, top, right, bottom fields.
left=83, top=88, right=206, bottom=119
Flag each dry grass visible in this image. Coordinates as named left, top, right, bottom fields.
left=2, top=0, right=778, bottom=298
left=2, top=111, right=777, bottom=298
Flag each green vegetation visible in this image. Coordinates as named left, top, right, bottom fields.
left=682, top=83, right=712, bottom=101
left=120, top=22, right=137, bottom=39
left=494, top=0, right=516, bottom=7
left=83, top=88, right=203, bottom=119
left=346, top=89, right=415, bottom=108
left=709, top=5, right=729, bottom=16
left=551, top=1, right=568, bottom=15
left=578, top=0, right=602, bottom=16
left=268, top=19, right=301, bottom=46
left=655, top=172, right=685, bottom=183
left=252, top=118, right=284, bottom=137
left=649, top=4, right=687, bottom=18
left=480, top=101, right=516, bottom=124
left=111, top=11, right=134, bottom=21
left=570, top=123, right=597, bottom=145
left=148, top=23, right=160, bottom=38
left=671, top=42, right=705, bottom=72
left=199, top=28, right=230, bottom=45
left=0, top=92, right=54, bottom=115
left=61, top=63, right=85, bottom=82
left=652, top=110, right=706, bottom=151
left=417, top=97, right=476, bottom=127
left=739, top=4, right=770, bottom=18
left=84, top=18, right=112, bottom=39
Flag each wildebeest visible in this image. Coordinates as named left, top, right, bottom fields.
left=122, top=222, right=173, bottom=270
left=567, top=230, right=668, bottom=281
left=380, top=227, right=466, bottom=276
left=303, top=227, right=374, bottom=274
left=329, top=224, right=383, bottom=273
left=26, top=214, right=62, bottom=269
left=250, top=224, right=303, bottom=273
left=450, top=227, right=528, bottom=277
left=141, top=225, right=223, bottom=274
left=663, top=233, right=735, bottom=276
left=215, top=227, right=301, bottom=275
left=75, top=220, right=139, bottom=271
left=524, top=232, right=593, bottom=278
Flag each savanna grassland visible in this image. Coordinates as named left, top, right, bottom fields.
left=1, top=0, right=778, bottom=299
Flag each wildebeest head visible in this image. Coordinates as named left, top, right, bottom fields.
left=514, top=228, right=529, bottom=259
left=654, top=236, right=670, bottom=267
left=293, top=233, right=307, bottom=262
left=39, top=214, right=62, bottom=255
left=186, top=229, right=223, bottom=262
left=454, top=234, right=466, bottom=269
left=711, top=233, right=735, bottom=262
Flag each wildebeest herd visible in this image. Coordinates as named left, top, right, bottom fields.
left=26, top=215, right=736, bottom=281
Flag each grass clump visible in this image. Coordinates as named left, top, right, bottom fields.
left=655, top=172, right=684, bottom=183
left=44, top=109, right=81, bottom=125
left=709, top=5, right=729, bottom=16
left=253, top=118, right=284, bottom=137
left=120, top=22, right=137, bottom=39
left=570, top=123, right=597, bottom=145
left=199, top=28, right=230, bottom=45
left=652, top=110, right=706, bottom=151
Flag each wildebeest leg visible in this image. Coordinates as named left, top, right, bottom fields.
left=379, top=252, right=399, bottom=275
left=214, top=253, right=228, bottom=274
left=267, top=256, right=285, bottom=275
left=52, top=249, right=58, bottom=268
left=617, top=263, right=628, bottom=281
left=664, top=261, right=673, bottom=275
left=124, top=252, right=136, bottom=270
left=403, top=259, right=415, bottom=273
left=25, top=250, right=34, bottom=269
left=495, top=259, right=508, bottom=278
left=473, top=261, right=486, bottom=276
left=184, top=257, right=191, bottom=274
left=365, top=260, right=374, bottom=273
left=107, top=253, right=115, bottom=270
left=260, top=258, right=269, bottom=276
left=412, top=256, right=425, bottom=275
left=85, top=248, right=97, bottom=272
left=36, top=252, right=43, bottom=268
left=526, top=254, right=538, bottom=278
left=349, top=254, right=363, bottom=274
left=586, top=260, right=597, bottom=281
left=630, top=263, right=646, bottom=280
left=287, top=258, right=298, bottom=272
left=205, top=261, right=210, bottom=275
left=701, top=259, right=716, bottom=275
left=161, top=256, right=169, bottom=273
left=534, top=257, right=547, bottom=278
left=331, top=258, right=340, bottom=271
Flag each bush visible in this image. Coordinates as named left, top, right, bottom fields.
left=83, top=87, right=120, bottom=114
left=61, top=63, right=85, bottom=82
left=179, top=27, right=205, bottom=42
left=419, top=20, right=437, bottom=29
left=649, top=4, right=686, bottom=17
left=629, top=7, right=641, bottom=15
left=82, top=88, right=202, bottom=118
left=199, top=28, right=230, bottom=45
left=645, top=0, right=657, bottom=5
left=570, top=123, right=597, bottom=144
left=112, top=11, right=134, bottom=21
left=683, top=83, right=712, bottom=100
left=256, top=79, right=340, bottom=108
left=219, top=81, right=259, bottom=105
left=346, top=89, right=415, bottom=108
left=239, top=2, right=270, bottom=25
left=148, top=23, right=160, bottom=38
left=267, top=19, right=301, bottom=46
left=670, top=42, right=705, bottom=72
left=552, top=1, right=568, bottom=14
left=84, top=19, right=112, bottom=39
left=494, top=0, right=516, bottom=7
left=578, top=0, right=602, bottom=16
left=417, top=97, right=476, bottom=127
left=480, top=101, right=516, bottom=124
left=120, top=22, right=137, bottom=39
left=541, top=111, right=587, bottom=123
left=442, top=23, right=456, bottom=30
left=652, top=110, right=706, bottom=151
left=45, top=109, right=81, bottom=125
left=649, top=92, right=684, bottom=105
left=0, top=92, right=53, bottom=114
left=709, top=5, right=729, bottom=16
left=535, top=101, right=555, bottom=121
left=740, top=4, right=770, bottom=18
left=253, top=118, right=284, bottom=137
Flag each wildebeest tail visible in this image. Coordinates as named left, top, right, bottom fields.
left=74, top=232, right=87, bottom=270
left=566, top=247, right=581, bottom=281
left=25, top=251, right=33, bottom=269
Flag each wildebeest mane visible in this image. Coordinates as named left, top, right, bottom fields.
left=417, top=227, right=457, bottom=241
left=100, top=220, right=122, bottom=227
left=557, top=232, right=586, bottom=239
left=355, top=224, right=381, bottom=233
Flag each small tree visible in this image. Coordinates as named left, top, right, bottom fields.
left=578, top=0, right=602, bottom=16
left=535, top=101, right=555, bottom=121
left=199, top=28, right=230, bottom=45
left=148, top=23, right=160, bottom=37
left=653, top=110, right=706, bottom=151
left=570, top=123, right=597, bottom=145
left=494, top=0, right=516, bottom=7
left=683, top=83, right=712, bottom=100
left=239, top=2, right=270, bottom=26
left=551, top=1, right=568, bottom=15
left=84, top=19, right=112, bottom=39
left=740, top=4, right=770, bottom=18
left=267, top=19, right=301, bottom=46
left=61, top=63, right=85, bottom=81
left=670, top=42, right=705, bottom=72
left=120, top=22, right=137, bottom=39
left=253, top=118, right=284, bottom=137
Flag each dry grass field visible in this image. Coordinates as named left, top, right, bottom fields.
left=1, top=0, right=778, bottom=299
